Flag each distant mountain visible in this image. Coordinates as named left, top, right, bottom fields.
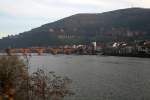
left=1, top=7, right=150, bottom=48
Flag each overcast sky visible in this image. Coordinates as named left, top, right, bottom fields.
left=0, top=0, right=150, bottom=38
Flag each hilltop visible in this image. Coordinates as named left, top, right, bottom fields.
left=0, top=8, right=150, bottom=48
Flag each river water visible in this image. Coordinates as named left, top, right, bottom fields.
left=28, top=55, right=150, bottom=100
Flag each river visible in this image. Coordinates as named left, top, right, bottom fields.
left=28, top=54, right=150, bottom=100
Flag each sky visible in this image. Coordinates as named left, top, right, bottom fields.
left=0, top=0, right=150, bottom=38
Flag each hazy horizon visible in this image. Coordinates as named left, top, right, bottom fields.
left=0, top=0, right=150, bottom=38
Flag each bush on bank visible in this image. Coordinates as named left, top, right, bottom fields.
left=0, top=56, right=73, bottom=100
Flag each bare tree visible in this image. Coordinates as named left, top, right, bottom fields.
left=30, top=69, right=74, bottom=100
left=0, top=56, right=74, bottom=100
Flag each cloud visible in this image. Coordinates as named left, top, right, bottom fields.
left=0, top=0, right=150, bottom=37
left=129, top=0, right=150, bottom=7
left=0, top=0, right=149, bottom=19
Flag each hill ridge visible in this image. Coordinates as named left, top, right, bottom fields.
left=0, top=7, right=150, bottom=48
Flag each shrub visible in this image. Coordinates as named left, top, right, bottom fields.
left=0, top=56, right=28, bottom=100
left=0, top=56, right=74, bottom=100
